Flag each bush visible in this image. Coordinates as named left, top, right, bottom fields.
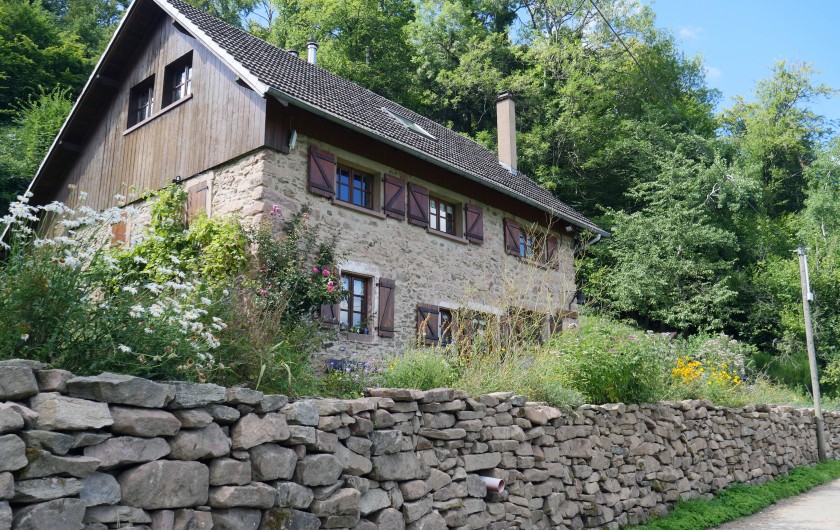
left=545, top=316, right=672, bottom=404
left=378, top=349, right=459, bottom=390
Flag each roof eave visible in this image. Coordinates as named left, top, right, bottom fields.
left=267, top=88, right=610, bottom=236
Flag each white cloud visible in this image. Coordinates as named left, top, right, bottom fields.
left=706, top=66, right=722, bottom=80
left=679, top=26, right=702, bottom=41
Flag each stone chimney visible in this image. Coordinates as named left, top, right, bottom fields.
left=496, top=91, right=517, bottom=171
left=307, top=42, right=318, bottom=65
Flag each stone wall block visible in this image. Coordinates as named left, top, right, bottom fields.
left=83, top=436, right=171, bottom=469
left=110, top=406, right=181, bottom=437
left=166, top=382, right=227, bottom=409
left=18, top=449, right=100, bottom=479
left=118, top=461, right=209, bottom=509
left=0, top=367, right=38, bottom=401
left=250, top=443, right=296, bottom=481
left=231, top=413, right=290, bottom=450
left=67, top=373, right=173, bottom=408
left=11, top=498, right=85, bottom=530
left=29, top=393, right=113, bottom=431
left=168, top=423, right=231, bottom=460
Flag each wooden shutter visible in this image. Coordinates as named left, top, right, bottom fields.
left=464, top=204, right=484, bottom=243
left=416, top=304, right=439, bottom=345
left=308, top=146, right=336, bottom=198
left=545, top=235, right=558, bottom=268
left=407, top=183, right=429, bottom=228
left=111, top=219, right=127, bottom=247
left=377, top=278, right=396, bottom=337
left=187, top=182, right=209, bottom=220
left=503, top=218, right=521, bottom=255
left=383, top=175, right=406, bottom=220
left=320, top=302, right=339, bottom=327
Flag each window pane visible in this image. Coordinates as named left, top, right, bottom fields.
left=353, top=279, right=363, bottom=292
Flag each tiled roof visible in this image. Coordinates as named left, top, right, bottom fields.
left=163, top=0, right=607, bottom=235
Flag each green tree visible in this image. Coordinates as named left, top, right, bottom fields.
left=0, top=0, right=90, bottom=117
left=264, top=0, right=416, bottom=104
left=0, top=87, right=72, bottom=214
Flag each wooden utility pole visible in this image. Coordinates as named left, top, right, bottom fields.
left=797, top=245, right=827, bottom=462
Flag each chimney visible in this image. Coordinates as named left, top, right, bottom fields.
left=288, top=49, right=299, bottom=58
left=496, top=91, right=517, bottom=171
left=307, top=42, right=318, bottom=64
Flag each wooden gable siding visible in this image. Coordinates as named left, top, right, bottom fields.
left=53, top=15, right=266, bottom=210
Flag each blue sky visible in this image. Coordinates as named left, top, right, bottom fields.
left=648, top=0, right=840, bottom=122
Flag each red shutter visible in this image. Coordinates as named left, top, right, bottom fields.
left=407, top=183, right=429, bottom=228
left=111, top=219, right=127, bottom=247
left=308, top=146, right=336, bottom=198
left=464, top=204, right=484, bottom=243
left=503, top=218, right=520, bottom=255
left=416, top=304, right=439, bottom=345
left=383, top=175, right=406, bottom=220
left=187, top=182, right=209, bottom=221
left=377, top=278, right=396, bottom=337
left=545, top=235, right=558, bottom=268
left=320, top=302, right=340, bottom=327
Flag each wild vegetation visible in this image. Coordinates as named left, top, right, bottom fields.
left=2, top=0, right=840, bottom=403
left=633, top=460, right=840, bottom=530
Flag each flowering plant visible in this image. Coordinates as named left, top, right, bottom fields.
left=0, top=188, right=243, bottom=381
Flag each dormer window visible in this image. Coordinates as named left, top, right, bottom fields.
left=382, top=108, right=436, bottom=141
left=164, top=52, right=193, bottom=106
left=128, top=75, right=154, bottom=127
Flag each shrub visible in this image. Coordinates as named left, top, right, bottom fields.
left=379, top=349, right=459, bottom=390
left=545, top=316, right=672, bottom=404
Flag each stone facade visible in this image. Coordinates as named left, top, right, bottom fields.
left=201, top=139, right=578, bottom=361
left=1, top=359, right=839, bottom=530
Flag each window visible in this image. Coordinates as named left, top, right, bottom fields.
left=382, top=107, right=437, bottom=141
left=340, top=273, right=370, bottom=334
left=440, top=308, right=454, bottom=346
left=336, top=165, right=373, bottom=209
left=519, top=231, right=543, bottom=261
left=128, top=76, right=155, bottom=127
left=163, top=52, right=193, bottom=107
left=430, top=197, right=456, bottom=235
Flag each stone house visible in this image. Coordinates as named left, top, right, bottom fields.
left=26, top=0, right=607, bottom=359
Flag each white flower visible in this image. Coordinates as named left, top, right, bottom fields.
left=133, top=256, right=147, bottom=264
left=145, top=283, right=163, bottom=295
left=20, top=334, right=29, bottom=341
left=129, top=305, right=145, bottom=317
left=122, top=286, right=139, bottom=295
left=79, top=192, right=88, bottom=202
left=149, top=304, right=164, bottom=317
left=200, top=297, right=212, bottom=305
left=169, top=255, right=181, bottom=264
left=144, top=328, right=154, bottom=334
left=117, top=344, right=131, bottom=353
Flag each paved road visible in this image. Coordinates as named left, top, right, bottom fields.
left=713, top=478, right=840, bottom=529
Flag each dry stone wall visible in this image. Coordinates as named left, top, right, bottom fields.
left=1, top=359, right=838, bottom=530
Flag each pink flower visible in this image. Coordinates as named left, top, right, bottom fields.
left=323, top=269, right=330, bottom=276
left=258, top=289, right=267, bottom=296
left=327, top=284, right=334, bottom=292
left=270, top=204, right=281, bottom=216
left=313, top=267, right=320, bottom=274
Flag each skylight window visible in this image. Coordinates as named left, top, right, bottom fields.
left=382, top=108, right=436, bottom=141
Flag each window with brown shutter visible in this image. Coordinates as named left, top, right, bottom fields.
left=503, top=218, right=520, bottom=255
left=407, top=183, right=430, bottom=227
left=464, top=204, right=483, bottom=243
left=545, top=235, right=559, bottom=269
left=416, top=304, right=439, bottom=345
left=320, top=302, right=340, bottom=327
left=111, top=219, right=127, bottom=247
left=383, top=175, right=406, bottom=220
left=377, top=278, right=396, bottom=337
left=186, top=181, right=209, bottom=222
left=308, top=146, right=336, bottom=198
